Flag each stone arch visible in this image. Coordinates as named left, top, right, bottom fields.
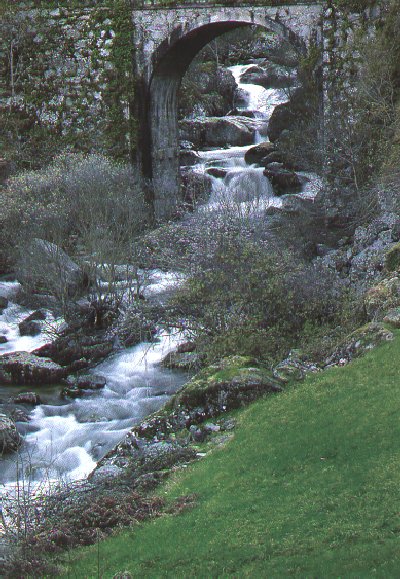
left=132, top=5, right=323, bottom=219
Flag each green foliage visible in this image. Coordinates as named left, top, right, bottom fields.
left=158, top=217, right=362, bottom=363
left=385, top=243, right=400, bottom=272
left=62, top=331, right=400, bottom=577
left=333, top=0, right=376, bottom=12
left=0, top=152, right=148, bottom=261
left=100, top=0, right=137, bottom=159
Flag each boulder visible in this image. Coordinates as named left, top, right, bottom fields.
left=12, top=391, right=41, bottom=405
left=179, top=149, right=200, bottom=167
left=240, top=63, right=296, bottom=89
left=206, top=167, right=228, bottom=179
left=0, top=352, right=66, bottom=385
left=267, top=88, right=313, bottom=143
left=181, top=169, right=212, bottom=207
left=385, top=242, right=400, bottom=272
left=325, top=322, right=394, bottom=367
left=0, top=336, right=7, bottom=344
left=19, top=310, right=47, bottom=336
left=383, top=308, right=400, bottom=328
left=227, top=109, right=256, bottom=119
left=264, top=166, right=302, bottom=195
left=180, top=117, right=255, bottom=149
left=67, top=374, right=106, bottom=390
left=267, top=101, right=294, bottom=142
left=171, top=356, right=282, bottom=413
left=17, top=238, right=88, bottom=298
left=62, top=373, right=106, bottom=398
left=34, top=334, right=113, bottom=369
left=162, top=351, right=203, bottom=371
left=244, top=141, right=275, bottom=165
left=0, top=414, right=22, bottom=454
left=364, top=275, right=400, bottom=319
left=0, top=296, right=9, bottom=311
left=19, top=320, right=42, bottom=337
left=262, top=150, right=305, bottom=171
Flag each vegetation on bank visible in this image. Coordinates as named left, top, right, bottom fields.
left=59, top=329, right=400, bottom=577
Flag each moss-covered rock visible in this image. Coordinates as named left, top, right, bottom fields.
left=383, top=308, right=400, bottom=328
left=364, top=275, right=400, bottom=318
left=171, top=356, right=282, bottom=412
left=385, top=243, right=400, bottom=272
left=0, top=352, right=67, bottom=385
left=325, top=322, right=394, bottom=366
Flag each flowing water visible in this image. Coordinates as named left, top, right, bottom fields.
left=192, top=64, right=322, bottom=215
left=0, top=61, right=322, bottom=502
left=0, top=273, right=188, bottom=500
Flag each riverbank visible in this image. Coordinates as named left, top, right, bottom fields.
left=60, top=327, right=400, bottom=577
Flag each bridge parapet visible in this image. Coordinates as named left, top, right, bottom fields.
left=132, top=0, right=324, bottom=8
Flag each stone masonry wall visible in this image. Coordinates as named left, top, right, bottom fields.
left=0, top=0, right=135, bottom=172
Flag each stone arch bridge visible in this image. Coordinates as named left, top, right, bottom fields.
left=131, top=1, right=326, bottom=220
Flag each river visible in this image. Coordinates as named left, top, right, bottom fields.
left=0, top=60, right=320, bottom=498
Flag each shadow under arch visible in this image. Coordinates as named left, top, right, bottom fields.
left=147, top=17, right=305, bottom=220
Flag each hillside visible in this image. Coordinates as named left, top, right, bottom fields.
left=62, top=329, right=400, bottom=577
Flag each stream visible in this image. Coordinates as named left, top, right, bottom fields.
left=0, top=61, right=321, bottom=499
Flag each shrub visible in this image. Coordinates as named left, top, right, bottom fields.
left=0, top=153, right=150, bottom=313
left=159, top=215, right=362, bottom=363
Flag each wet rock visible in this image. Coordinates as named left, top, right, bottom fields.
left=227, top=108, right=256, bottom=119
left=18, top=309, right=47, bottom=336
left=206, top=167, right=228, bottom=179
left=0, top=352, right=66, bottom=385
left=0, top=414, right=22, bottom=454
left=162, top=351, right=202, bottom=371
left=267, top=101, right=294, bottom=142
left=180, top=116, right=255, bottom=148
left=240, top=63, right=296, bottom=89
left=66, top=374, right=107, bottom=390
left=19, top=320, right=42, bottom=337
left=12, top=391, right=42, bottom=405
left=181, top=169, right=212, bottom=207
left=0, top=336, right=7, bottom=344
left=10, top=408, right=30, bottom=423
left=23, top=309, right=47, bottom=322
left=180, top=149, right=200, bottom=167
left=61, top=385, right=83, bottom=399
left=0, top=297, right=9, bottom=312
left=34, top=335, right=113, bottom=369
left=261, top=150, right=305, bottom=171
left=264, top=166, right=302, bottom=195
left=267, top=88, right=311, bottom=143
left=177, top=342, right=196, bottom=354
left=244, top=141, right=275, bottom=165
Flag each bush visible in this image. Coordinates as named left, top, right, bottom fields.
left=158, top=215, right=362, bottom=363
left=0, top=153, right=150, bottom=313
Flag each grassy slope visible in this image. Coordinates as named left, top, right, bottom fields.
left=63, top=332, right=400, bottom=577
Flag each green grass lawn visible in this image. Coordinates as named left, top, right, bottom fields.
left=62, top=331, right=400, bottom=577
